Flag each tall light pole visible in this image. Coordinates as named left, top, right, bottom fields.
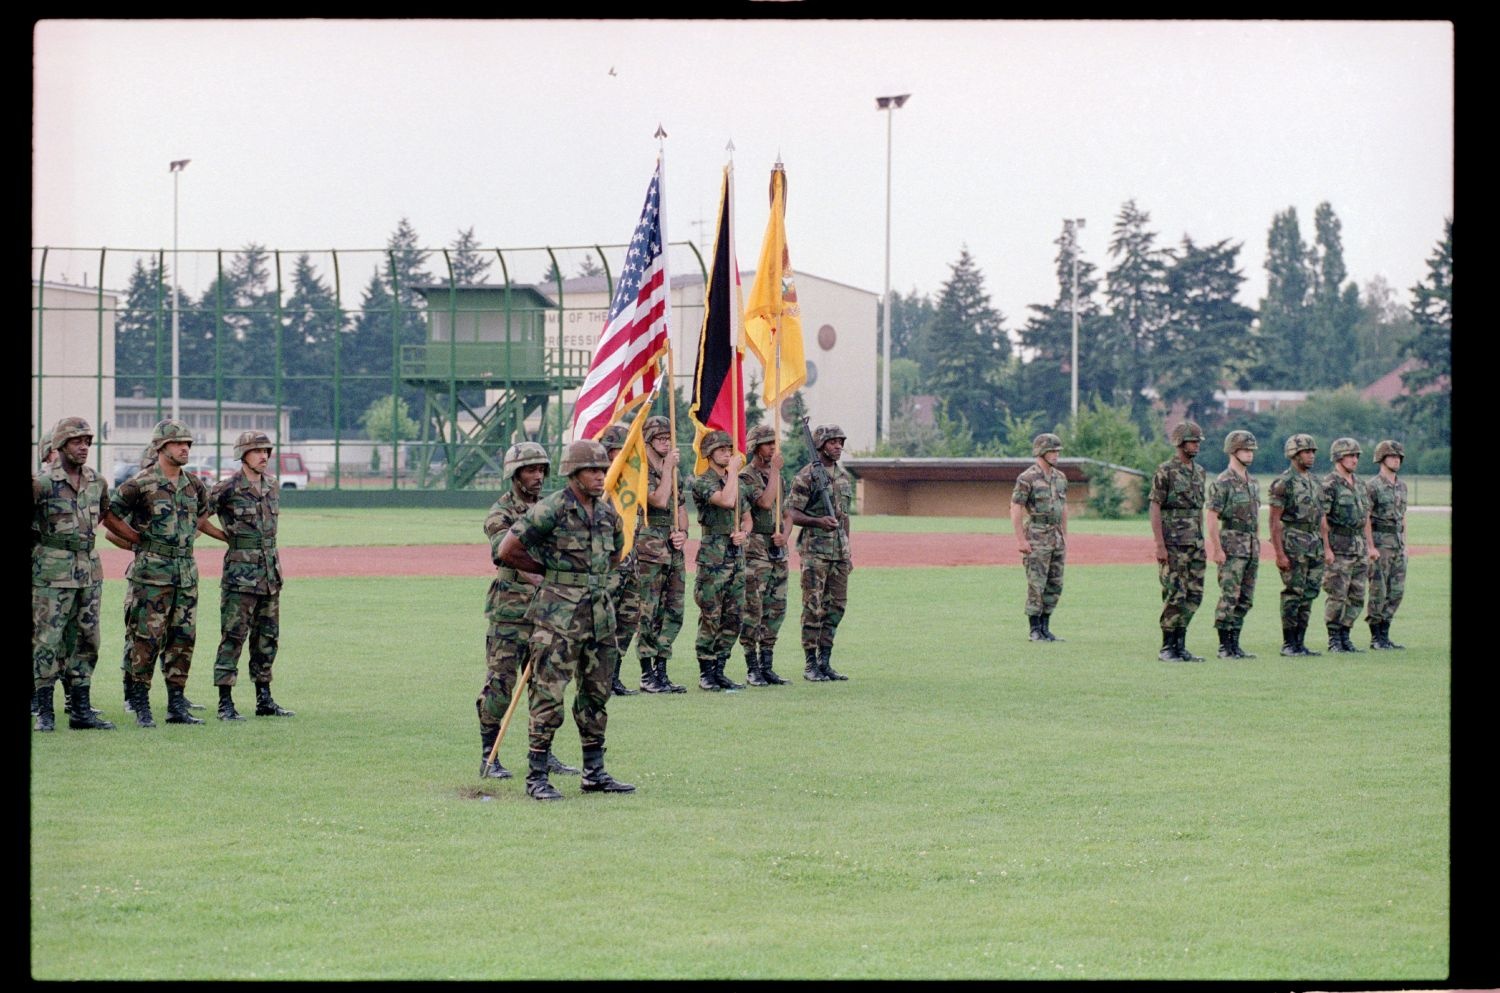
left=1066, top=217, right=1085, bottom=423
left=876, top=93, right=909, bottom=446
left=169, top=158, right=191, bottom=421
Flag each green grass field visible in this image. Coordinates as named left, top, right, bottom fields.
left=31, top=516, right=1452, bottom=979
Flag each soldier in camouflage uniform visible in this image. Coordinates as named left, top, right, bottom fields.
left=634, top=415, right=689, bottom=693
left=1206, top=430, right=1261, bottom=660
left=109, top=419, right=228, bottom=726
left=475, top=442, right=579, bottom=780
left=1364, top=440, right=1409, bottom=650
left=499, top=440, right=634, bottom=801
left=738, top=423, right=791, bottom=686
left=1268, top=434, right=1326, bottom=657
left=1150, top=420, right=1208, bottom=662
left=690, top=430, right=750, bottom=691
left=209, top=431, right=294, bottom=720
left=32, top=417, right=139, bottom=731
left=600, top=423, right=641, bottom=697
left=116, top=444, right=192, bottom=714
left=1010, top=433, right=1069, bottom=643
left=787, top=424, right=854, bottom=681
left=1320, top=437, right=1377, bottom=654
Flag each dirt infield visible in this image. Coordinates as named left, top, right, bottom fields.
left=97, top=532, right=1448, bottom=580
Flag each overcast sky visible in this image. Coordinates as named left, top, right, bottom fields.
left=32, top=19, right=1452, bottom=329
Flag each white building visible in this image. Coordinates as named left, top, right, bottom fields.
left=31, top=281, right=117, bottom=462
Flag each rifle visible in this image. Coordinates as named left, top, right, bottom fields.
left=798, top=416, right=848, bottom=555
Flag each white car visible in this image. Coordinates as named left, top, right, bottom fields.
left=200, top=451, right=310, bottom=489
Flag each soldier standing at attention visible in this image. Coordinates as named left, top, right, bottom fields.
left=1010, top=432, right=1068, bottom=643
left=109, top=419, right=228, bottom=727
left=1320, top=438, right=1378, bottom=654
left=689, top=430, right=750, bottom=691
left=32, top=417, right=140, bottom=731
left=1364, top=440, right=1409, bottom=650
left=634, top=416, right=689, bottom=694
left=787, top=424, right=854, bottom=682
left=1268, top=434, right=1326, bottom=657
left=738, top=423, right=791, bottom=686
left=1206, top=430, right=1261, bottom=660
left=600, top=424, right=641, bottom=697
left=499, top=440, right=634, bottom=801
left=209, top=432, right=294, bottom=720
left=475, top=443, right=579, bottom=780
left=1150, top=420, right=1208, bottom=662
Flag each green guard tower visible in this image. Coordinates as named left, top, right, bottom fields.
left=405, top=283, right=589, bottom=488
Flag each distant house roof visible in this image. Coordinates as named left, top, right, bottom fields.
left=410, top=283, right=556, bottom=307
left=1361, top=357, right=1449, bottom=403
left=841, top=457, right=1092, bottom=484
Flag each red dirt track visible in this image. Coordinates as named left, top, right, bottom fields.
left=98, top=532, right=1447, bottom=580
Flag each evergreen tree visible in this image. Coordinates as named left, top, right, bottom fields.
left=913, top=247, right=1009, bottom=442
left=282, top=253, right=342, bottom=432
left=448, top=226, right=492, bottom=285
left=384, top=218, right=434, bottom=350
left=1017, top=219, right=1106, bottom=429
left=115, top=257, right=179, bottom=397
left=343, top=271, right=398, bottom=431
left=877, top=287, right=936, bottom=362
left=576, top=253, right=605, bottom=279
left=1350, top=275, right=1418, bottom=387
left=1308, top=202, right=1362, bottom=387
left=1154, top=237, right=1255, bottom=421
left=1104, top=200, right=1169, bottom=427
left=1253, top=207, right=1314, bottom=388
left=1397, top=218, right=1452, bottom=446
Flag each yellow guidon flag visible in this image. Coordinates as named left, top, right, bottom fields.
left=743, top=164, right=807, bottom=407
left=603, top=398, right=653, bottom=557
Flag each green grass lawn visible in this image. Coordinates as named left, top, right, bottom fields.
left=32, top=553, right=1451, bottom=980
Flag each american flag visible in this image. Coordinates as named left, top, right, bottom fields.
left=572, top=159, right=671, bottom=442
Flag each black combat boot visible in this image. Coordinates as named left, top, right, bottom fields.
left=1040, top=614, right=1063, bottom=642
left=804, top=647, right=829, bottom=682
left=1028, top=615, right=1045, bottom=642
left=1340, top=626, right=1363, bottom=653
left=525, top=749, right=563, bottom=801
left=1381, top=622, right=1405, bottom=650
left=217, top=684, right=245, bottom=721
left=67, top=685, right=115, bottom=730
left=760, top=647, right=789, bottom=685
left=1326, top=623, right=1349, bottom=654
left=1367, top=621, right=1387, bottom=650
left=546, top=752, right=581, bottom=775
left=131, top=681, right=156, bottom=728
left=123, top=672, right=134, bottom=713
left=580, top=745, right=636, bottom=794
left=182, top=693, right=205, bottom=711
left=698, top=657, right=721, bottom=691
left=819, top=646, right=848, bottom=681
left=1177, top=630, right=1204, bottom=662
left=1216, top=627, right=1235, bottom=659
left=745, top=645, right=770, bottom=686
left=713, top=655, right=745, bottom=690
left=33, top=684, right=56, bottom=732
left=1296, top=622, right=1321, bottom=656
left=1159, top=630, right=1179, bottom=662
left=611, top=658, right=637, bottom=696
left=255, top=683, right=295, bottom=717
left=165, top=685, right=205, bottom=724
left=1231, top=630, right=1256, bottom=659
left=1280, top=622, right=1300, bottom=657
left=638, top=657, right=666, bottom=693
left=479, top=723, right=512, bottom=779
left=656, top=659, right=687, bottom=693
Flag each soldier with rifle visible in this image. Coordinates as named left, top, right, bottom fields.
left=786, top=420, right=853, bottom=682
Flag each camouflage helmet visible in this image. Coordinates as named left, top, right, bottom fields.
left=1222, top=430, right=1258, bottom=455
left=50, top=416, right=94, bottom=451
left=600, top=423, right=630, bottom=452
left=1169, top=420, right=1204, bottom=447
left=1329, top=437, right=1362, bottom=461
left=233, top=431, right=274, bottom=460
left=1032, top=433, right=1063, bottom=457
left=746, top=423, right=778, bottom=449
left=138, top=444, right=157, bottom=470
left=699, top=429, right=734, bottom=459
left=813, top=424, right=847, bottom=449
left=503, top=441, right=550, bottom=482
left=150, top=418, right=194, bottom=452
left=642, top=415, right=672, bottom=444
left=560, top=439, right=611, bottom=477
left=1283, top=433, right=1317, bottom=459
left=1373, top=439, right=1405, bottom=463
left=38, top=436, right=55, bottom=463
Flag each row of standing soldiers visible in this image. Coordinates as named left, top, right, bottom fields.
left=32, top=417, right=293, bottom=732
left=473, top=418, right=855, bottom=801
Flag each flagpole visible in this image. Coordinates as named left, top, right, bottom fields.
left=727, top=145, right=744, bottom=456
left=771, top=164, right=785, bottom=533
left=655, top=125, right=680, bottom=517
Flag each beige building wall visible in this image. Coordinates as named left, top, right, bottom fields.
left=31, top=282, right=117, bottom=466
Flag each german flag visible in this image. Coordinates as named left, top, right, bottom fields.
left=688, top=164, right=746, bottom=475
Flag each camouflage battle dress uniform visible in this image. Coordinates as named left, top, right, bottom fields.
left=634, top=418, right=689, bottom=693
left=32, top=419, right=114, bottom=731
left=505, top=443, right=633, bottom=800
left=1011, top=435, right=1068, bottom=642
left=209, top=434, right=293, bottom=720
left=1364, top=440, right=1408, bottom=650
left=110, top=422, right=215, bottom=726
left=1150, top=423, right=1208, bottom=662
left=1320, top=439, right=1373, bottom=654
left=788, top=426, right=854, bottom=681
left=601, top=424, right=641, bottom=697
left=737, top=425, right=791, bottom=686
left=1269, top=435, right=1326, bottom=657
left=1207, top=442, right=1260, bottom=659
left=690, top=432, right=749, bottom=691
